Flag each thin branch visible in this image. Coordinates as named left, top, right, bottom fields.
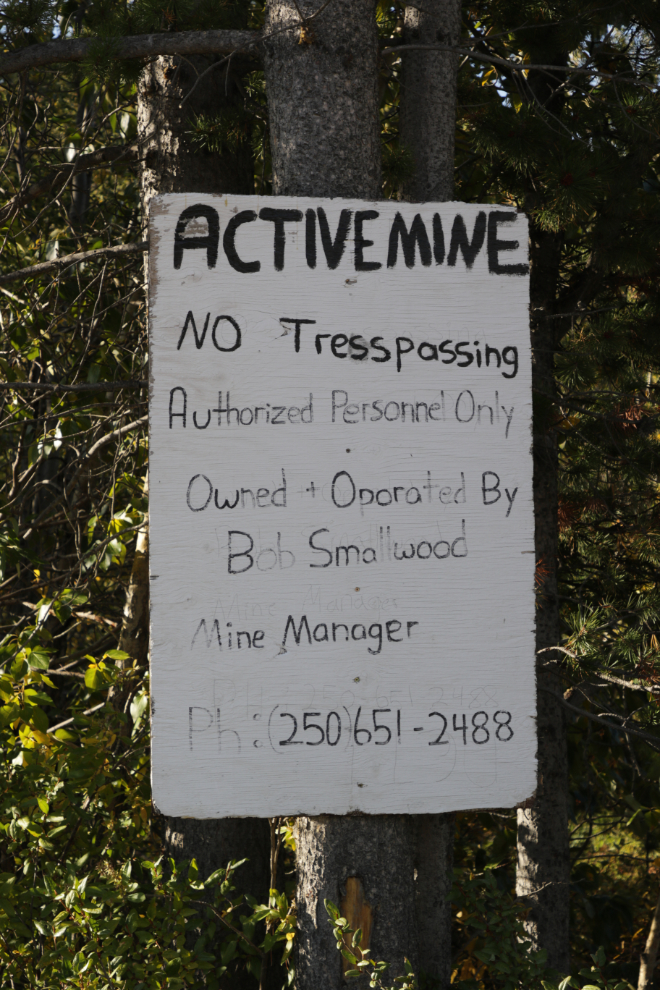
left=538, top=644, right=579, bottom=659
left=0, top=380, right=147, bottom=392
left=48, top=701, right=107, bottom=734
left=180, top=52, right=233, bottom=106
left=85, top=415, right=148, bottom=461
left=541, top=687, right=660, bottom=748
left=306, top=0, right=337, bottom=22
left=188, top=899, right=265, bottom=958
left=381, top=42, right=655, bottom=89
left=74, top=610, right=120, bottom=629
left=0, top=144, right=137, bottom=224
left=597, top=671, right=660, bottom=696
left=0, top=241, right=148, bottom=285
left=0, top=29, right=260, bottom=77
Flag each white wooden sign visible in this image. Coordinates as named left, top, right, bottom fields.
left=148, top=194, right=536, bottom=818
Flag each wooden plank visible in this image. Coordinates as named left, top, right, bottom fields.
left=148, top=194, right=535, bottom=817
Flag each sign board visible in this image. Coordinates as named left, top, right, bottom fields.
left=148, top=194, right=536, bottom=817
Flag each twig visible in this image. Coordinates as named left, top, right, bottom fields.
left=597, top=671, right=660, bottom=696
left=74, top=611, right=120, bottom=629
left=85, top=415, right=148, bottom=460
left=48, top=701, right=107, bottom=734
left=537, top=645, right=579, bottom=660
left=180, top=52, right=233, bottom=106
left=306, top=0, right=337, bottom=23
left=540, top=687, right=660, bottom=748
left=188, top=899, right=264, bottom=958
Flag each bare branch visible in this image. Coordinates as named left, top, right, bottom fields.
left=0, top=29, right=260, bottom=77
left=540, top=686, right=660, bottom=748
left=0, top=144, right=138, bottom=224
left=180, top=51, right=233, bottom=106
left=0, top=380, right=147, bottom=393
left=597, top=671, right=660, bottom=696
left=85, top=415, right=148, bottom=460
left=382, top=42, right=655, bottom=89
left=48, top=701, right=106, bottom=735
left=0, top=240, right=147, bottom=285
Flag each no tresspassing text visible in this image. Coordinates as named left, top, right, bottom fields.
left=176, top=312, right=520, bottom=377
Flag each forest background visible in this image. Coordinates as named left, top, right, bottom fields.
left=0, top=0, right=659, bottom=989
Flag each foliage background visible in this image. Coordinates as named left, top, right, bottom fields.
left=0, top=0, right=659, bottom=987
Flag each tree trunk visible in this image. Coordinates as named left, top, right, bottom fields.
left=135, top=44, right=271, bottom=959
left=68, top=89, right=94, bottom=227
left=117, top=521, right=149, bottom=667
left=294, top=816, right=417, bottom=987
left=263, top=0, right=380, bottom=199
left=264, top=3, right=421, bottom=987
left=108, top=500, right=149, bottom=711
left=398, top=4, right=461, bottom=983
left=400, top=0, right=461, bottom=202
left=516, top=224, right=570, bottom=973
left=414, top=814, right=455, bottom=987
left=638, top=887, right=660, bottom=990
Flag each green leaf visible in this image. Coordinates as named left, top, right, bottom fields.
left=26, top=647, right=50, bottom=671
left=10, top=656, right=28, bottom=680
left=28, top=706, right=49, bottom=732
left=0, top=703, right=20, bottom=727
left=325, top=899, right=340, bottom=920
left=85, top=665, right=107, bottom=690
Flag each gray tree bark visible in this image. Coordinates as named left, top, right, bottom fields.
left=294, top=816, right=418, bottom=987
left=263, top=3, right=421, bottom=988
left=263, top=0, right=380, bottom=199
left=400, top=0, right=461, bottom=202
left=515, top=224, right=570, bottom=973
left=414, top=814, right=455, bottom=988
left=398, top=4, right=461, bottom=984
left=135, top=45, right=271, bottom=975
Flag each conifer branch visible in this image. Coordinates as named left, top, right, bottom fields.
left=0, top=28, right=260, bottom=76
